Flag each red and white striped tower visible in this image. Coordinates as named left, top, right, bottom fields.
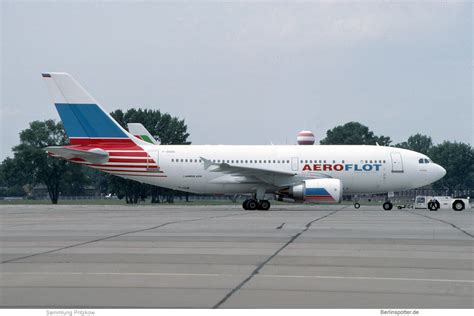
left=297, top=130, right=315, bottom=145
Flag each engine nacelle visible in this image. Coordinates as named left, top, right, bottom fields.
left=280, top=179, right=343, bottom=203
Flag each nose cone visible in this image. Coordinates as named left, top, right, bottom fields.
left=434, top=164, right=446, bottom=181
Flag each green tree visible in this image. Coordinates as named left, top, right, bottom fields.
left=320, top=122, right=392, bottom=145
left=395, top=134, right=433, bottom=155
left=428, top=141, right=474, bottom=192
left=4, top=120, right=88, bottom=204
left=0, top=157, right=26, bottom=197
left=106, top=108, right=191, bottom=203
left=111, top=108, right=190, bottom=145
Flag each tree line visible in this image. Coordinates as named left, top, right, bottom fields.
left=0, top=113, right=472, bottom=204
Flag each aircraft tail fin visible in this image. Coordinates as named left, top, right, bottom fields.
left=127, top=123, right=159, bottom=144
left=42, top=72, right=147, bottom=146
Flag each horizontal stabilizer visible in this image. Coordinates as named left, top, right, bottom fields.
left=46, top=146, right=109, bottom=164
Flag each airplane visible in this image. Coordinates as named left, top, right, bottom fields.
left=127, top=123, right=159, bottom=145
left=42, top=72, right=446, bottom=211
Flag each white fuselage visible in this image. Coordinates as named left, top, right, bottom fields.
left=111, top=144, right=446, bottom=196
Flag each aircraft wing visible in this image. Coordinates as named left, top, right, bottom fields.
left=200, top=157, right=330, bottom=186
left=46, top=146, right=109, bottom=164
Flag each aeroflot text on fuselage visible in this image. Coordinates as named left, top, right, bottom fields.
left=302, top=163, right=383, bottom=172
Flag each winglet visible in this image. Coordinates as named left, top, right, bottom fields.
left=200, top=157, right=213, bottom=170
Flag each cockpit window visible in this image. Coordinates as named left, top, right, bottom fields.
left=418, top=158, right=424, bottom=164
left=424, top=158, right=429, bottom=164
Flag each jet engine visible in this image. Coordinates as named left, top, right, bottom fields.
left=277, top=178, right=343, bottom=203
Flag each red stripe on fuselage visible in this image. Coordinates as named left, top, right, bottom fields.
left=108, top=158, right=150, bottom=163
left=97, top=168, right=163, bottom=173
left=108, top=151, right=148, bottom=157
left=69, top=138, right=136, bottom=146
left=111, top=173, right=167, bottom=178
left=92, top=164, right=158, bottom=168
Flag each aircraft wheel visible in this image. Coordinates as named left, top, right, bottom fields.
left=354, top=202, right=361, bottom=209
left=258, top=200, right=271, bottom=211
left=452, top=200, right=465, bottom=211
left=246, top=199, right=258, bottom=211
left=242, top=200, right=249, bottom=210
left=383, top=202, right=393, bottom=211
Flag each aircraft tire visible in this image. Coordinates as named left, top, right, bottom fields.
left=246, top=199, right=258, bottom=211
left=258, top=200, right=271, bottom=211
left=354, top=203, right=361, bottom=209
left=242, top=200, right=249, bottom=210
left=383, top=202, right=393, bottom=211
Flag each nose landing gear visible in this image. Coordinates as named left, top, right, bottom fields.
left=383, top=201, right=393, bottom=211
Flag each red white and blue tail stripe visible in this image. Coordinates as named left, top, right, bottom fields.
left=42, top=72, right=165, bottom=178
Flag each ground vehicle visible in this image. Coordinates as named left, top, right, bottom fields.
left=414, top=195, right=471, bottom=211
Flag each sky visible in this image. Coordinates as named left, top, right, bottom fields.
left=1, top=1, right=472, bottom=160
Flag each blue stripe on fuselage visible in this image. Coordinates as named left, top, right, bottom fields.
left=55, top=103, right=127, bottom=138
left=305, top=188, right=331, bottom=196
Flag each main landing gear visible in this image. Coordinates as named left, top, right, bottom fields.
left=242, top=199, right=271, bottom=211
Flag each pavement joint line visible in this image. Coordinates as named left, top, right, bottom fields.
left=2, top=272, right=473, bottom=283
left=407, top=211, right=474, bottom=239
left=212, top=207, right=344, bottom=309
left=0, top=211, right=251, bottom=264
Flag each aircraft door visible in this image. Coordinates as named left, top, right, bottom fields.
left=291, top=157, right=299, bottom=171
left=390, top=152, right=404, bottom=173
left=147, top=149, right=159, bottom=172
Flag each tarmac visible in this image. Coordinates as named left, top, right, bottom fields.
left=0, top=204, right=473, bottom=308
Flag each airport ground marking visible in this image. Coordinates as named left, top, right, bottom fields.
left=2, top=272, right=473, bottom=283
left=212, top=207, right=344, bottom=308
